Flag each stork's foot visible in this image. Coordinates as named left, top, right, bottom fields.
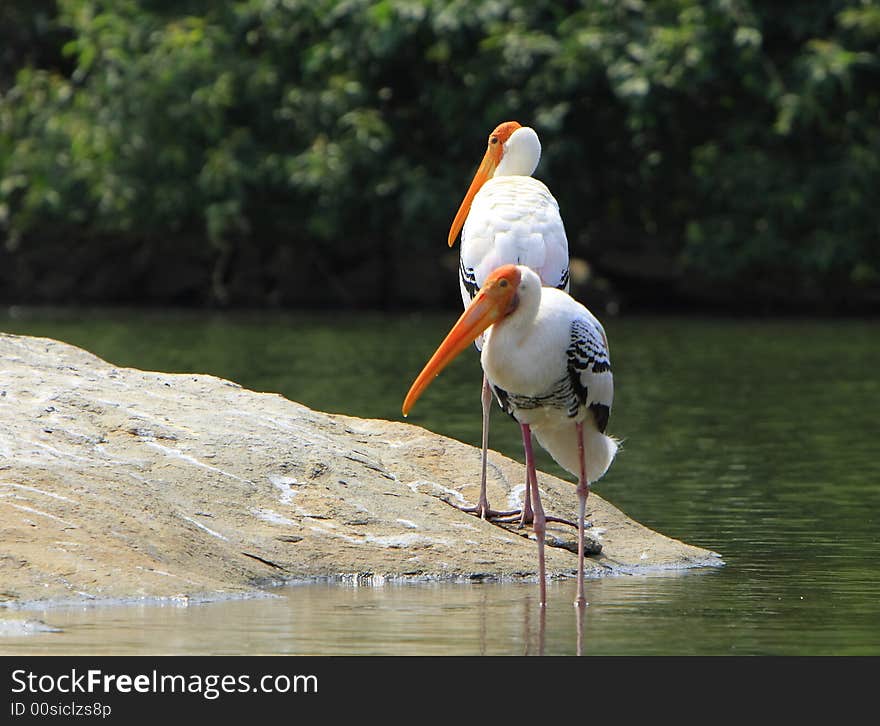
left=489, top=513, right=585, bottom=531
left=545, top=515, right=581, bottom=529
left=448, top=497, right=586, bottom=532
left=491, top=510, right=528, bottom=524
left=452, top=500, right=520, bottom=521
left=493, top=512, right=582, bottom=528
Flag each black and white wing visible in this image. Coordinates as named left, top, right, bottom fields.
left=566, top=315, right=613, bottom=432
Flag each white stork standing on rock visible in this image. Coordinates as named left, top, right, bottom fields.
left=447, top=121, right=570, bottom=523
left=403, top=264, right=617, bottom=608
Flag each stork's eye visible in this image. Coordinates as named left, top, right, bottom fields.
left=490, top=136, right=499, bottom=145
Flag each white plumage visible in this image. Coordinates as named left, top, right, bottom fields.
left=403, top=264, right=618, bottom=606
left=453, top=123, right=569, bottom=344
left=448, top=122, right=570, bottom=521
left=480, top=268, right=617, bottom=485
left=459, top=174, right=570, bottom=318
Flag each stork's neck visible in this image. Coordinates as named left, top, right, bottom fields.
left=495, top=126, right=541, bottom=178
left=498, top=266, right=542, bottom=338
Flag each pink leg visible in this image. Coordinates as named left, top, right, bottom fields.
left=538, top=602, right=547, bottom=657
left=576, top=604, right=585, bottom=656
left=521, top=423, right=546, bottom=607
left=519, top=447, right=534, bottom=527
left=476, top=375, right=493, bottom=517
left=455, top=375, right=518, bottom=520
left=575, top=421, right=591, bottom=608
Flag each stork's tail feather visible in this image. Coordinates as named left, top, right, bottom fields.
left=587, top=431, right=619, bottom=483
left=533, top=424, right=619, bottom=484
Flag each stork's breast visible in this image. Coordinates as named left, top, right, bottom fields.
left=463, top=177, right=567, bottom=287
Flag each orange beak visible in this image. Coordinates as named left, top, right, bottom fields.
left=402, top=265, right=521, bottom=416
left=447, top=144, right=502, bottom=248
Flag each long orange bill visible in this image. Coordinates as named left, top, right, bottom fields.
left=402, top=286, right=511, bottom=416
left=447, top=149, right=498, bottom=247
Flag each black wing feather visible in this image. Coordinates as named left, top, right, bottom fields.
left=566, top=317, right=612, bottom=431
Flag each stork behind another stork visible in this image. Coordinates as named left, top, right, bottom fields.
left=403, top=264, right=618, bottom=607
left=448, top=121, right=570, bottom=523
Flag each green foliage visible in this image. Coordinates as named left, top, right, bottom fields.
left=1, top=0, right=879, bottom=310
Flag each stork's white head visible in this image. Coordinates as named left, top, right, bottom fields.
left=495, top=125, right=541, bottom=177
left=447, top=122, right=542, bottom=247
left=403, top=264, right=523, bottom=417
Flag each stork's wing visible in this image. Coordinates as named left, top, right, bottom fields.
left=459, top=176, right=569, bottom=310
left=566, top=315, right=613, bottom=432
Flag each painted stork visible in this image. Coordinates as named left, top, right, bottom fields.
left=403, top=264, right=617, bottom=607
left=448, top=121, right=570, bottom=522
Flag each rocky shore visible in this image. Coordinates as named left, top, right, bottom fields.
left=0, top=333, right=722, bottom=609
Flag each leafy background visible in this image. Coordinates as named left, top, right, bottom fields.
left=2, top=0, right=878, bottom=312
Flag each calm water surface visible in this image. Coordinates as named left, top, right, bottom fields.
left=1, top=309, right=878, bottom=655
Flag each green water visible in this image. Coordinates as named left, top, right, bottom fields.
left=1, top=309, right=878, bottom=655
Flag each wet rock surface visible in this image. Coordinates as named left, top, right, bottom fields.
left=0, top=332, right=722, bottom=608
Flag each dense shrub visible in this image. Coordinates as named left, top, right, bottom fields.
left=1, top=0, right=878, bottom=311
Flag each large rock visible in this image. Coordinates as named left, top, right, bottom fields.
left=0, top=333, right=722, bottom=607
